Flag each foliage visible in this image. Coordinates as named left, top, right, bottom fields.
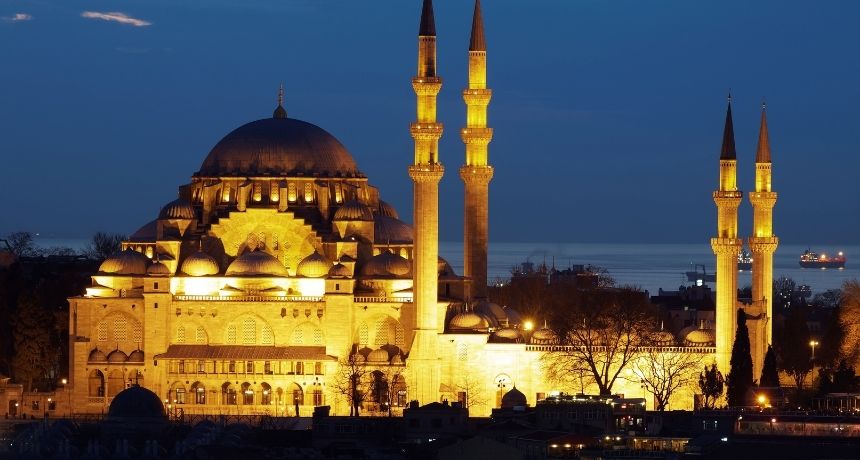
left=817, top=306, right=844, bottom=368
left=543, top=287, right=657, bottom=395
left=839, top=280, right=860, bottom=366
left=697, top=363, right=724, bottom=409
left=759, top=345, right=780, bottom=387
left=11, top=291, right=55, bottom=391
left=726, top=309, right=753, bottom=407
left=817, top=360, right=858, bottom=395
left=453, top=370, right=489, bottom=411
left=779, top=306, right=812, bottom=390
left=85, top=232, right=126, bottom=260
left=634, top=349, right=700, bottom=411
left=812, top=289, right=842, bottom=309
left=332, top=352, right=370, bottom=417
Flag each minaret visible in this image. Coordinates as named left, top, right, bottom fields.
left=460, top=0, right=494, bottom=300
left=408, top=0, right=443, bottom=405
left=711, top=95, right=743, bottom=375
left=749, top=102, right=778, bottom=346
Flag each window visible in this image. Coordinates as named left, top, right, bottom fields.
left=287, top=182, right=297, bottom=202
left=358, top=323, right=368, bottom=346
left=335, top=283, right=340, bottom=291
left=193, top=385, right=206, bottom=404
left=198, top=360, right=206, bottom=373
left=313, top=328, right=323, bottom=345
left=304, top=183, right=314, bottom=203
left=178, top=361, right=185, bottom=373
left=195, top=326, right=207, bottom=344
left=246, top=361, right=254, bottom=374
left=97, top=322, right=109, bottom=342
left=176, top=388, right=186, bottom=404
left=242, top=318, right=256, bottom=344
left=226, top=325, right=237, bottom=344
left=176, top=326, right=186, bottom=343
left=313, top=389, right=323, bottom=406
left=229, top=361, right=236, bottom=373
left=314, top=362, right=322, bottom=375
left=264, top=361, right=272, bottom=374
left=296, top=362, right=304, bottom=375
left=132, top=323, right=143, bottom=343
left=261, top=326, right=274, bottom=345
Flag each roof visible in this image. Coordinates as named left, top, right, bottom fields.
left=756, top=104, right=771, bottom=163
left=154, top=344, right=335, bottom=361
left=719, top=98, right=736, bottom=160
left=469, top=0, right=486, bottom=51
left=419, top=0, right=435, bottom=36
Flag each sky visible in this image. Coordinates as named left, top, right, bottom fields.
left=1, top=0, right=858, bottom=245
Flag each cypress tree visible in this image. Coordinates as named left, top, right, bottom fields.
left=760, top=345, right=780, bottom=387
left=727, top=308, right=753, bottom=406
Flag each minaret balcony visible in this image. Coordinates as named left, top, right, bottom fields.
left=460, top=127, right=493, bottom=144
left=462, top=89, right=492, bottom=105
left=748, top=236, right=779, bottom=254
left=749, top=192, right=777, bottom=208
left=410, top=123, right=443, bottom=140
left=412, top=78, right=442, bottom=95
left=710, top=237, right=742, bottom=255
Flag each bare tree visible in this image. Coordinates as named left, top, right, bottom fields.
left=544, top=288, right=657, bottom=395
left=332, top=352, right=370, bottom=416
left=634, top=349, right=700, bottom=411
left=85, top=232, right=126, bottom=260
left=5, top=232, right=38, bottom=257
left=453, top=370, right=489, bottom=412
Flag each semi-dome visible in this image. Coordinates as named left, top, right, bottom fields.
left=501, top=387, right=527, bottom=408
left=197, top=117, right=362, bottom=178
left=684, top=327, right=715, bottom=347
left=374, top=215, right=413, bottom=244
left=107, top=386, right=165, bottom=419
left=88, top=348, right=108, bottom=362
left=367, top=348, right=390, bottom=363
left=99, top=249, right=150, bottom=275
left=377, top=200, right=399, bottom=219
left=448, top=311, right=490, bottom=332
left=181, top=251, right=220, bottom=276
left=226, top=250, right=288, bottom=276
left=361, top=251, right=411, bottom=278
left=158, top=198, right=195, bottom=220
left=147, top=261, right=171, bottom=276
left=333, top=200, right=374, bottom=221
left=296, top=251, right=330, bottom=278
left=107, top=349, right=128, bottom=363
left=328, top=263, right=351, bottom=278
left=128, top=349, right=145, bottom=363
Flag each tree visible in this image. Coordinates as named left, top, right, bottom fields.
left=698, top=364, right=724, bottom=409
left=839, top=280, right=860, bottom=366
left=332, top=352, right=370, bottom=416
left=85, top=232, right=126, bottom=260
left=759, top=345, right=780, bottom=387
left=544, top=287, right=657, bottom=395
left=453, top=370, right=489, bottom=412
left=780, top=306, right=812, bottom=390
left=11, top=291, right=54, bottom=391
left=5, top=232, right=38, bottom=257
left=726, top=308, right=753, bottom=407
left=773, top=276, right=797, bottom=310
left=634, top=349, right=699, bottom=411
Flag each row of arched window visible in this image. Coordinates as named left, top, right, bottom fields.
left=173, top=319, right=324, bottom=346
left=168, top=381, right=322, bottom=407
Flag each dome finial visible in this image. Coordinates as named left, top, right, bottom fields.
left=273, top=84, right=287, bottom=119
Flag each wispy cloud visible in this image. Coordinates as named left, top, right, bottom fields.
left=81, top=11, right=151, bottom=27
left=2, top=13, right=33, bottom=22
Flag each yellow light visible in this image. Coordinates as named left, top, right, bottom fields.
left=809, top=340, right=819, bottom=347
left=523, top=320, right=534, bottom=331
left=757, top=394, right=767, bottom=405
left=771, top=418, right=777, bottom=423
left=61, top=378, right=67, bottom=385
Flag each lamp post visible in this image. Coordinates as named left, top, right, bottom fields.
left=809, top=340, right=819, bottom=363
left=61, top=378, right=70, bottom=418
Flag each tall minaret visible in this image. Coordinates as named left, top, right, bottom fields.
left=408, top=0, right=443, bottom=405
left=711, top=95, right=743, bottom=374
left=460, top=0, right=493, bottom=300
left=749, top=102, right=778, bottom=346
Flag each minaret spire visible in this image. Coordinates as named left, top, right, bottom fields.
left=273, top=84, right=287, bottom=119
left=720, top=94, right=736, bottom=160
left=755, top=101, right=770, bottom=163
left=461, top=0, right=493, bottom=299
left=419, top=0, right=435, bottom=36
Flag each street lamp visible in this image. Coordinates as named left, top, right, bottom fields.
left=809, top=340, right=819, bottom=363
left=61, top=378, right=70, bottom=418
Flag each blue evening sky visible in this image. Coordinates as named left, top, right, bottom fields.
left=1, top=0, right=858, bottom=244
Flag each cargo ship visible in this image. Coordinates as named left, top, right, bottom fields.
left=799, top=249, right=845, bottom=269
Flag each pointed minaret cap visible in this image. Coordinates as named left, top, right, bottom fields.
left=469, top=0, right=486, bottom=51
left=720, top=91, right=736, bottom=160
left=273, top=84, right=287, bottom=119
left=419, top=0, right=436, bottom=36
left=755, top=100, right=771, bottom=163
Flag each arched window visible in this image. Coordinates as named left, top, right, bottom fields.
left=226, top=325, right=237, bottom=344
left=261, top=326, right=274, bottom=345
left=195, top=326, right=207, bottom=344
left=312, top=328, right=323, bottom=345
left=261, top=383, right=272, bottom=405
left=303, top=183, right=314, bottom=203
left=287, top=183, right=297, bottom=203
left=175, top=386, right=186, bottom=404
left=191, top=382, right=206, bottom=404
left=175, top=326, right=186, bottom=343
left=88, top=370, right=105, bottom=397
left=358, top=323, right=369, bottom=346
left=241, top=382, right=254, bottom=405
left=291, top=383, right=304, bottom=406
left=107, top=370, right=124, bottom=397
left=132, top=323, right=143, bottom=343
left=97, top=323, right=109, bottom=342
left=113, top=318, right=128, bottom=342
left=242, top=318, right=256, bottom=344
left=222, top=383, right=237, bottom=405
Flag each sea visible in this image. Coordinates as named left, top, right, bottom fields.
left=30, top=237, right=859, bottom=295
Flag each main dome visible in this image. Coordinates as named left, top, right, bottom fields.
left=197, top=117, right=362, bottom=177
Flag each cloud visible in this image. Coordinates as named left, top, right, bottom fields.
left=2, top=13, right=32, bottom=22
left=81, top=11, right=151, bottom=27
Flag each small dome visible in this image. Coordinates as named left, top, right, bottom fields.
left=129, top=220, right=157, bottom=242
left=99, top=249, right=150, bottom=275
left=147, top=261, right=171, bottom=276
left=296, top=251, right=330, bottom=278
left=501, top=387, right=527, bottom=408
left=685, top=327, right=715, bottom=346
left=531, top=327, right=558, bottom=345
left=158, top=198, right=195, bottom=220
left=449, top=311, right=490, bottom=332
left=367, top=348, right=390, bottom=363
left=361, top=251, right=411, bottom=278
left=492, top=328, right=523, bottom=343
left=328, top=263, right=351, bottom=278
left=333, top=200, right=374, bottom=221
left=180, top=251, right=219, bottom=276
left=226, top=250, right=288, bottom=276
left=390, top=354, right=403, bottom=365
left=654, top=330, right=676, bottom=346
left=88, top=348, right=108, bottom=362
left=128, top=349, right=145, bottom=363
left=107, top=386, right=165, bottom=419
left=377, top=200, right=399, bottom=219
left=107, top=349, right=128, bottom=363
left=374, top=215, right=413, bottom=245
left=475, top=301, right=506, bottom=327
left=438, top=257, right=457, bottom=277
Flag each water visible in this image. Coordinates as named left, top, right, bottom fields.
left=29, top=237, right=858, bottom=295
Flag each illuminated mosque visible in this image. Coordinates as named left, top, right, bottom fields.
left=66, top=0, right=774, bottom=416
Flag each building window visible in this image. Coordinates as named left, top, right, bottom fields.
left=154, top=282, right=159, bottom=290
left=304, top=183, right=314, bottom=203
left=335, top=283, right=340, bottom=291
left=97, top=322, right=109, bottom=342
left=270, top=183, right=279, bottom=202
left=246, top=361, right=254, bottom=374
left=314, top=362, right=322, bottom=375
left=242, top=384, right=254, bottom=405
left=198, top=360, right=206, bottom=373
left=313, top=389, right=323, bottom=406
left=176, top=388, right=186, bottom=404
left=242, top=318, right=256, bottom=344
left=196, top=326, right=207, bottom=344
left=287, top=183, right=297, bottom=202
left=252, top=182, right=262, bottom=202
left=229, top=361, right=236, bottom=373
left=176, top=326, right=186, bottom=343
left=261, top=326, right=274, bottom=345
left=222, top=184, right=231, bottom=203
left=296, top=362, right=304, bottom=375
left=313, top=328, right=323, bottom=345
left=264, top=361, right=272, bottom=374
left=132, top=323, right=143, bottom=343
left=226, top=325, right=237, bottom=344
left=178, top=361, right=185, bottom=373
left=193, top=384, right=206, bottom=404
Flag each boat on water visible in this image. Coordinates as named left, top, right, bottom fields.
left=738, top=249, right=753, bottom=271
left=685, top=264, right=716, bottom=284
left=799, top=249, right=846, bottom=269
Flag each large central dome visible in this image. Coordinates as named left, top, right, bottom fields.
left=197, top=116, right=362, bottom=177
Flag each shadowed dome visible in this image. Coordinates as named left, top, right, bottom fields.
left=159, top=198, right=195, bottom=220
left=107, top=349, right=128, bottom=363
left=99, top=249, right=150, bottom=275
left=492, top=327, right=523, bottom=343
left=226, top=250, right=289, bottom=276
left=333, top=200, right=374, bottom=221
left=475, top=301, right=506, bottom=327
left=361, top=251, right=411, bottom=278
left=147, top=261, right=171, bottom=276
left=328, top=263, right=351, bottom=278
left=501, top=387, right=527, bottom=408
left=197, top=117, right=362, bottom=177
left=449, top=311, right=490, bottom=332
left=296, top=251, right=330, bottom=278
left=374, top=215, right=413, bottom=244
left=181, top=251, right=220, bottom=276
left=377, top=200, right=399, bottom=219
left=128, top=349, right=145, bottom=363
left=88, top=348, right=107, bottom=362
left=531, top=327, right=558, bottom=345
left=108, top=386, right=165, bottom=419
left=367, top=348, right=390, bottom=363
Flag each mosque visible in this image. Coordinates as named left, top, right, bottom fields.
left=66, top=0, right=775, bottom=417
